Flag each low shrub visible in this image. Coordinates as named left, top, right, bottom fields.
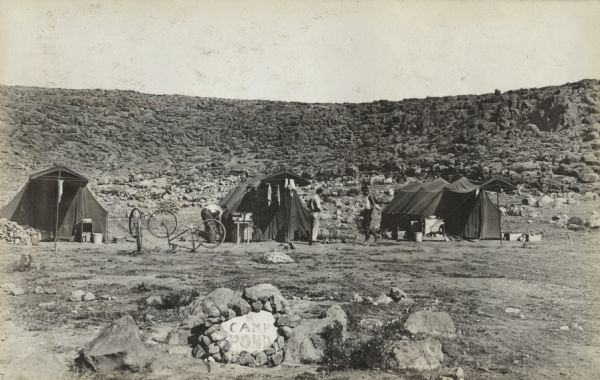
left=159, top=289, right=200, bottom=309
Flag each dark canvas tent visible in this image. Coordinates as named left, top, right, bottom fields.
left=0, top=166, right=108, bottom=241
left=219, top=170, right=311, bottom=242
left=381, top=176, right=515, bottom=240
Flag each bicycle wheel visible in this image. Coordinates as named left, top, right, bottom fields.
left=128, top=208, right=143, bottom=236
left=148, top=209, right=178, bottom=238
left=195, top=219, right=226, bottom=248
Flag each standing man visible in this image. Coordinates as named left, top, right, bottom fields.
left=360, top=185, right=381, bottom=243
left=308, top=188, right=323, bottom=245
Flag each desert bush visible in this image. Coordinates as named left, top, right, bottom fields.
left=320, top=321, right=352, bottom=370
left=159, top=289, right=200, bottom=309
left=346, top=188, right=361, bottom=196
left=320, top=318, right=411, bottom=371
left=12, top=254, right=33, bottom=272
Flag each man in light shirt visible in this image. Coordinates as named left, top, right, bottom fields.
left=360, top=185, right=381, bottom=243
left=308, top=188, right=323, bottom=245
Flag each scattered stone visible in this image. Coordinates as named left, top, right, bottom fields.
left=210, top=329, right=228, bottom=342
left=168, top=345, right=191, bottom=356
left=238, top=352, right=258, bottom=367
left=44, top=287, right=57, bottom=294
left=403, top=310, right=456, bottom=337
left=271, top=350, right=283, bottom=366
left=251, top=300, right=263, bottom=312
left=456, top=366, right=465, bottom=380
left=559, top=325, right=570, bottom=331
left=352, top=292, right=364, bottom=303
left=34, top=286, right=44, bottom=294
left=79, top=315, right=151, bottom=373
left=70, top=290, right=86, bottom=302
left=389, top=287, right=408, bottom=302
left=263, top=301, right=273, bottom=312
left=9, top=286, right=25, bottom=296
left=572, top=323, right=584, bottom=331
left=504, top=307, right=521, bottom=314
left=243, top=283, right=285, bottom=302
left=83, top=292, right=96, bottom=301
left=253, top=350, right=268, bottom=366
left=382, top=338, right=444, bottom=370
left=230, top=298, right=251, bottom=316
left=192, top=344, right=207, bottom=358
left=145, top=295, right=163, bottom=307
left=373, top=293, right=393, bottom=305
left=260, top=250, right=295, bottom=264
left=283, top=305, right=347, bottom=365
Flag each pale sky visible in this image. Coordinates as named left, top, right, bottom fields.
left=1, top=0, right=599, bottom=102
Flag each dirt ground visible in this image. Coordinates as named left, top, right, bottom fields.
left=1, top=203, right=600, bottom=379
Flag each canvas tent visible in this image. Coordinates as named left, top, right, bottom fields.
left=0, top=166, right=108, bottom=241
left=381, top=176, right=515, bottom=240
left=219, top=170, right=311, bottom=242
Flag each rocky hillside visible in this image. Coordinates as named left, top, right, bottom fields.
left=0, top=80, right=599, bottom=207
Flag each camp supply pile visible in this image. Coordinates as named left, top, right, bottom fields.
left=0, top=218, right=41, bottom=245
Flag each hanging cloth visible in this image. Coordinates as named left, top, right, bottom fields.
left=267, top=183, right=272, bottom=206
left=57, top=180, right=64, bottom=203
left=276, top=185, right=281, bottom=206
left=289, top=179, right=296, bottom=190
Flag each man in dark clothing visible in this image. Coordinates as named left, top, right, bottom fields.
left=360, top=185, right=381, bottom=243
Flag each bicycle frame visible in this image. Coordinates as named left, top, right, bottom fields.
left=166, top=226, right=202, bottom=253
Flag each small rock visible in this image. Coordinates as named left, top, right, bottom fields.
left=208, top=343, right=220, bottom=354
left=572, top=323, right=583, bottom=331
left=271, top=350, right=283, bottom=366
left=83, top=292, right=96, bottom=301
left=278, top=326, right=293, bottom=339
left=389, top=287, right=408, bottom=302
left=34, top=286, right=44, bottom=294
left=145, top=295, right=163, bottom=307
left=210, top=329, right=228, bottom=341
left=404, top=310, right=456, bottom=337
left=456, top=367, right=465, bottom=380
left=504, top=307, right=521, bottom=314
left=192, top=344, right=207, bottom=358
left=352, top=292, right=364, bottom=303
left=559, top=325, right=570, bottom=331
left=251, top=300, right=263, bottom=312
left=168, top=345, right=191, bottom=356
left=9, top=286, right=25, bottom=296
left=44, top=287, right=57, bottom=294
left=70, top=290, right=86, bottom=302
left=374, top=293, right=393, bottom=304
left=260, top=250, right=295, bottom=264
left=253, top=350, right=268, bottom=366
left=263, top=301, right=273, bottom=312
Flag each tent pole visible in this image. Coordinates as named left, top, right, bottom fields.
left=54, top=169, right=61, bottom=252
left=497, top=190, right=502, bottom=244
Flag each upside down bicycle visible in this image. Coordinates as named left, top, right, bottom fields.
left=128, top=208, right=226, bottom=252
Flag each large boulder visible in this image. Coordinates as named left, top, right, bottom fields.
left=283, top=305, right=347, bottom=365
left=243, top=283, right=284, bottom=302
left=382, top=338, right=444, bottom=370
left=3, top=351, right=68, bottom=380
left=79, top=315, right=151, bottom=373
left=403, top=310, right=456, bottom=337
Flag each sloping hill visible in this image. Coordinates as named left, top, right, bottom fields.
left=0, top=80, right=599, bottom=206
